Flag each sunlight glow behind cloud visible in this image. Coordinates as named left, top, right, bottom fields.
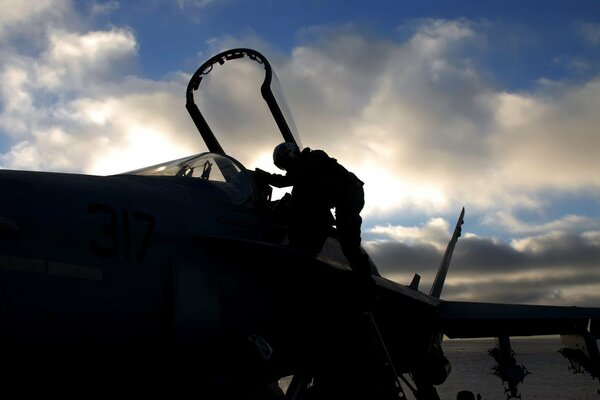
left=91, top=125, right=188, bottom=175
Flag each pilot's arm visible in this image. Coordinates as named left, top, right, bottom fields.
left=254, top=168, right=294, bottom=188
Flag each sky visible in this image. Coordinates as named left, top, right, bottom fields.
left=1, top=0, right=600, bottom=307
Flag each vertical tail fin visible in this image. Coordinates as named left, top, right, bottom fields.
left=429, top=207, right=464, bottom=299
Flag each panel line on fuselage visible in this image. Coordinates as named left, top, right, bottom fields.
left=0, top=255, right=103, bottom=280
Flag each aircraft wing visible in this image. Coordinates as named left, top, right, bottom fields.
left=438, top=300, right=600, bottom=339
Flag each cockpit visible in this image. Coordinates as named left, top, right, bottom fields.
left=126, top=152, right=260, bottom=208
left=121, top=48, right=354, bottom=268
left=123, top=48, right=301, bottom=210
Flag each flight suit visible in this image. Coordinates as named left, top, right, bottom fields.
left=261, top=148, right=385, bottom=398
left=263, top=148, right=369, bottom=279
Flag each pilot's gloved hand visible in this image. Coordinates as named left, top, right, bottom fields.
left=253, top=168, right=272, bottom=181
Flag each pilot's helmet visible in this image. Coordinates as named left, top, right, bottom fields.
left=273, top=142, right=300, bottom=170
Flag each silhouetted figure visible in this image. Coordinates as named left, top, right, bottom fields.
left=254, top=143, right=394, bottom=398
left=256, top=143, right=372, bottom=287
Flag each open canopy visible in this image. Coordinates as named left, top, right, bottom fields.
left=186, top=48, right=302, bottom=156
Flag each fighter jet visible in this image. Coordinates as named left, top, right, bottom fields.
left=0, top=48, right=599, bottom=399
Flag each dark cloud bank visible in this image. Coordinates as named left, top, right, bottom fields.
left=367, top=233, right=600, bottom=306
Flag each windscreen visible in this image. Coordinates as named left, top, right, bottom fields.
left=125, top=153, right=256, bottom=206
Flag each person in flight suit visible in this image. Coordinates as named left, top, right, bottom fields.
left=256, top=142, right=386, bottom=399
left=256, top=142, right=372, bottom=288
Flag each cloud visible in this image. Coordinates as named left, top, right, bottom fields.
left=0, top=0, right=67, bottom=35
left=0, top=74, right=200, bottom=173
left=176, top=0, right=215, bottom=9
left=40, top=27, right=138, bottom=89
left=366, top=218, right=600, bottom=306
left=6, top=15, right=596, bottom=218
left=275, top=21, right=600, bottom=223
left=482, top=212, right=600, bottom=235
left=405, top=18, right=479, bottom=56
left=490, top=82, right=600, bottom=191
left=576, top=21, right=600, bottom=46
left=0, top=7, right=200, bottom=173
left=369, top=217, right=452, bottom=250
left=90, top=1, right=120, bottom=16
left=267, top=21, right=497, bottom=217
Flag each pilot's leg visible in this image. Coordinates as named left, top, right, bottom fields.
left=336, top=197, right=378, bottom=309
left=335, top=186, right=366, bottom=269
